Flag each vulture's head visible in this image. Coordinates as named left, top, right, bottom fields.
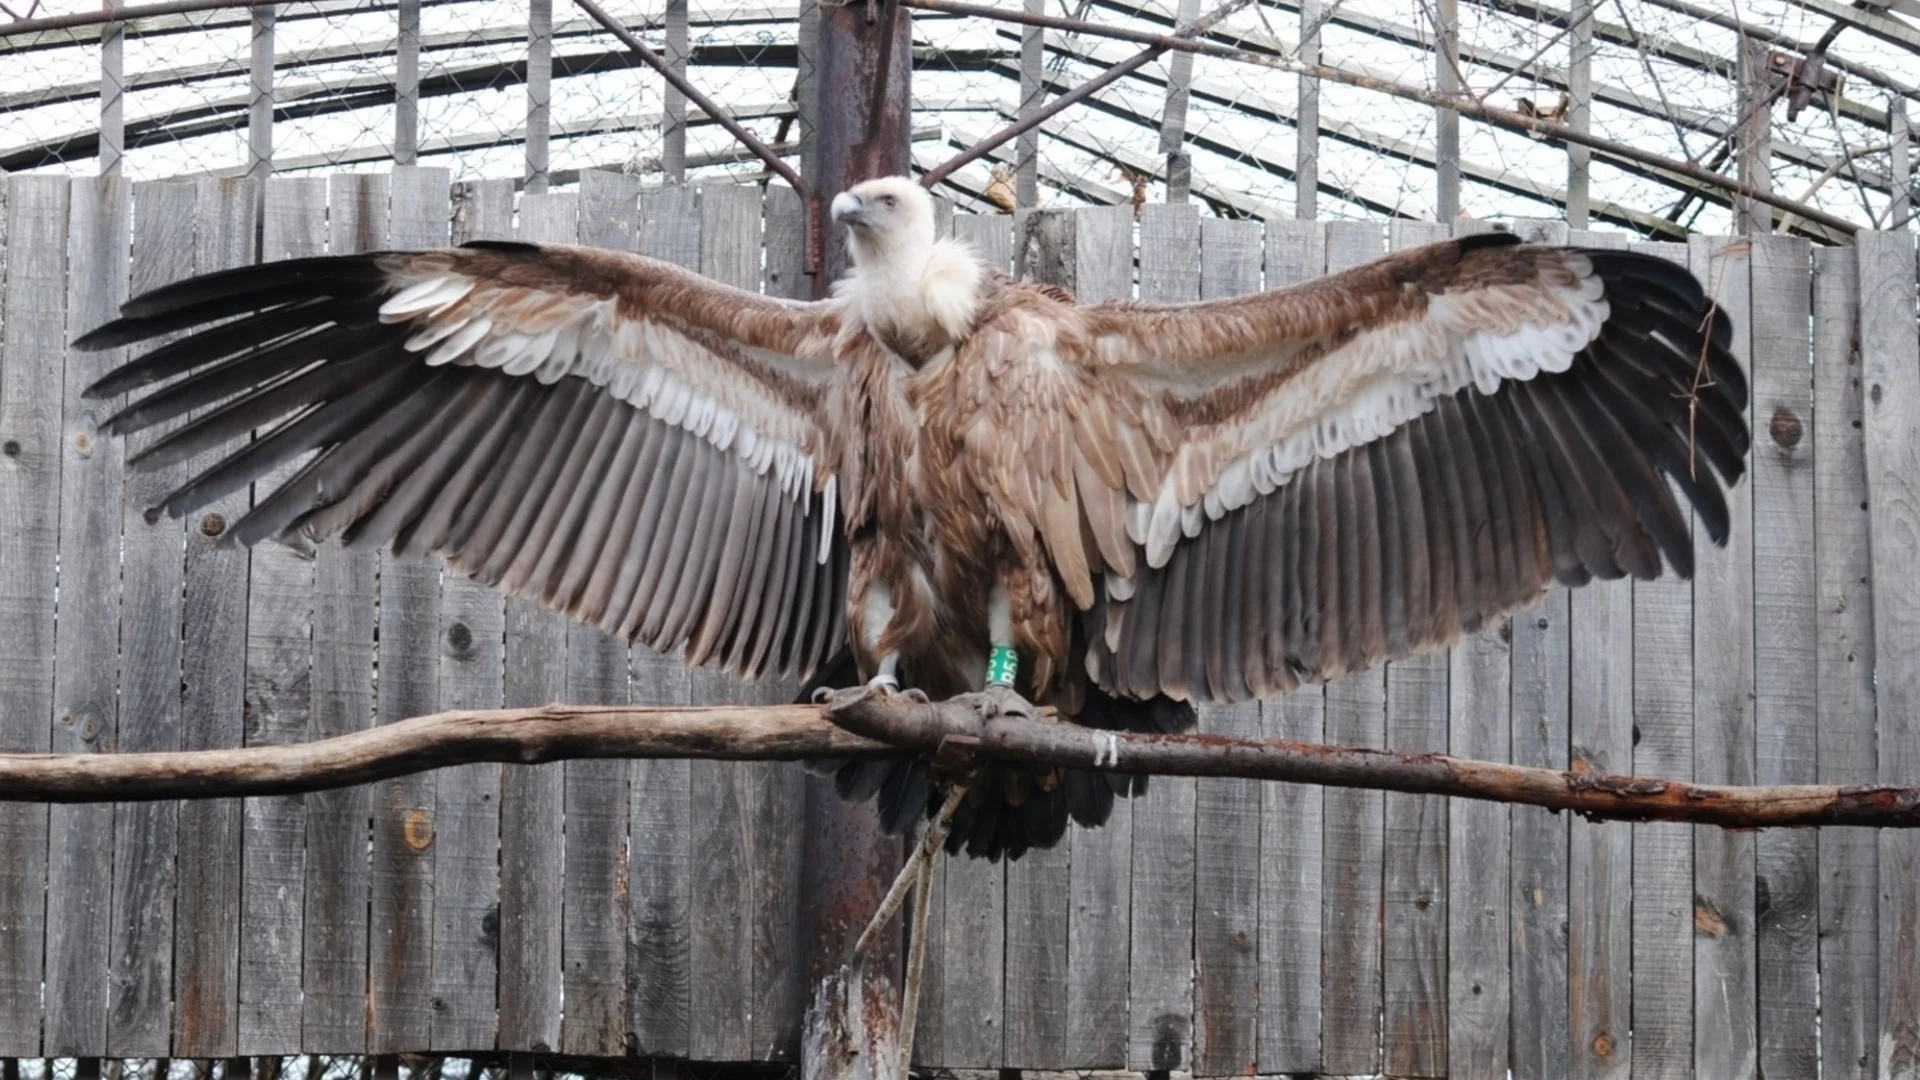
left=831, top=176, right=936, bottom=262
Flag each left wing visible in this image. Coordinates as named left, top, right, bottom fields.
left=956, top=231, right=1747, bottom=701
left=77, top=240, right=849, bottom=680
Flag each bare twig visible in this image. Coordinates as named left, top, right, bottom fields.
left=5, top=696, right=1920, bottom=829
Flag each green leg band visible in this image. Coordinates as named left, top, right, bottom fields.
left=986, top=644, right=1018, bottom=687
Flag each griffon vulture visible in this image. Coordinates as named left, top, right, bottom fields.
left=76, top=177, right=1748, bottom=859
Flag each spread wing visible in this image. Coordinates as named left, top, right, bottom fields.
left=965, top=231, right=1747, bottom=701
left=76, top=240, right=848, bottom=680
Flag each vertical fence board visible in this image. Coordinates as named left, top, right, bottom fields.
left=1509, top=583, right=1569, bottom=1080
left=1256, top=219, right=1326, bottom=1076
left=1003, top=206, right=1074, bottom=1070
left=1627, top=238, right=1694, bottom=1080
left=1861, top=230, right=1920, bottom=1076
left=423, top=177, right=514, bottom=1054
left=1064, top=204, right=1134, bottom=1070
left=1498, top=219, right=1572, bottom=1080
left=0, top=176, right=63, bottom=1059
left=174, top=177, right=256, bottom=1060
left=1689, top=235, right=1756, bottom=1080
left=1124, top=202, right=1198, bottom=1073
left=754, top=185, right=812, bottom=1062
left=364, top=166, right=449, bottom=1055
left=1565, top=229, right=1632, bottom=1080
left=687, top=180, right=765, bottom=1063
left=302, top=171, right=385, bottom=1054
left=1319, top=220, right=1385, bottom=1078
left=929, top=209, right=1013, bottom=1071
left=537, top=178, right=631, bottom=1058
left=1382, top=219, right=1452, bottom=1080
left=626, top=183, right=696, bottom=1058
left=1190, top=216, right=1263, bottom=1077
left=107, top=178, right=195, bottom=1059
left=45, top=174, right=130, bottom=1058
left=1812, top=243, right=1877, bottom=1080
left=238, top=175, right=327, bottom=1055
left=497, top=188, right=574, bottom=1055
left=1748, top=235, right=1816, bottom=1080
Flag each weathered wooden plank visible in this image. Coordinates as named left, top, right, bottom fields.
left=174, top=177, right=257, bottom=1060
left=495, top=188, right=572, bottom=1056
left=1488, top=217, right=1566, bottom=1080
left=1626, top=240, right=1693, bottom=1080
left=1319, top=220, right=1385, bottom=1078
left=106, top=178, right=195, bottom=1060
left=1811, top=243, right=1876, bottom=1080
left=1444, top=618, right=1510, bottom=1080
left=426, top=177, right=515, bottom=1055
left=1748, top=235, right=1816, bottom=1080
left=44, top=174, right=131, bottom=1058
left=1381, top=219, right=1452, bottom=1080
left=615, top=182, right=693, bottom=1058
left=1509, top=586, right=1569, bottom=1080
left=1063, top=203, right=1134, bottom=1070
left=1689, top=235, right=1756, bottom=1080
left=237, top=175, right=328, bottom=1056
left=927, top=211, right=1013, bottom=1070
left=1124, top=201, right=1198, bottom=1073
left=365, top=165, right=450, bottom=1055
left=301, top=171, right=385, bottom=1054
left=0, top=176, right=61, bottom=1058
left=1256, top=218, right=1326, bottom=1076
left=1188, top=215, right=1262, bottom=1077
left=1568, top=229, right=1633, bottom=1080
left=1861, top=230, right=1920, bottom=1076
left=1003, top=207, right=1074, bottom=1070
left=684, top=180, right=768, bottom=1063
left=513, top=177, right=628, bottom=1059
left=753, top=184, right=812, bottom=1062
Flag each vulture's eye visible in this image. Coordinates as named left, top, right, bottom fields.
left=882, top=195, right=898, bottom=209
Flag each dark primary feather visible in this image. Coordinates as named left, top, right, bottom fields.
left=77, top=250, right=844, bottom=684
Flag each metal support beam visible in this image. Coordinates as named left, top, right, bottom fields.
left=799, top=0, right=911, bottom=1041
left=526, top=0, right=552, bottom=192
left=1737, top=37, right=1773, bottom=233
left=100, top=0, right=125, bottom=175
left=1434, top=0, right=1460, bottom=221
left=394, top=0, right=420, bottom=164
left=1158, top=0, right=1200, bottom=202
left=1566, top=0, right=1592, bottom=228
left=1297, top=0, right=1319, bottom=219
left=248, top=3, right=274, bottom=186
left=1893, top=98, right=1912, bottom=230
left=1015, top=0, right=1043, bottom=208
left=663, top=0, right=689, bottom=182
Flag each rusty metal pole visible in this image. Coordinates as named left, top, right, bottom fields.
left=799, top=0, right=911, bottom=1068
left=808, top=0, right=912, bottom=286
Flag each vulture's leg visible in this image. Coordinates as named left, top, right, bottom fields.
left=948, top=580, right=1041, bottom=720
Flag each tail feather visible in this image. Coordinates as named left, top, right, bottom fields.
left=797, top=648, right=1196, bottom=861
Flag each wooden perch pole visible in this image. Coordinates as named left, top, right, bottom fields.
left=1, top=695, right=1919, bottom=828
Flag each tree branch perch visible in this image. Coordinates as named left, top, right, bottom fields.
left=0, top=694, right=1913, bottom=829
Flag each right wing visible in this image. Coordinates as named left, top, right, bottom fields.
left=76, top=239, right=849, bottom=680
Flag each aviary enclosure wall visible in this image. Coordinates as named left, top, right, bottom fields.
left=1, top=167, right=1918, bottom=1079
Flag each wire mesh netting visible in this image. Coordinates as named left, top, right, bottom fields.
left=1, top=1, right=1916, bottom=229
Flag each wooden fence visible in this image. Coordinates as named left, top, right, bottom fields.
left=1, top=169, right=1918, bottom=1079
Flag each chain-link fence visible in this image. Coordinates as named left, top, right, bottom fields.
left=1, top=1, right=1913, bottom=227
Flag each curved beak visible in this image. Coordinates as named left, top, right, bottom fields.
left=830, top=192, right=869, bottom=226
